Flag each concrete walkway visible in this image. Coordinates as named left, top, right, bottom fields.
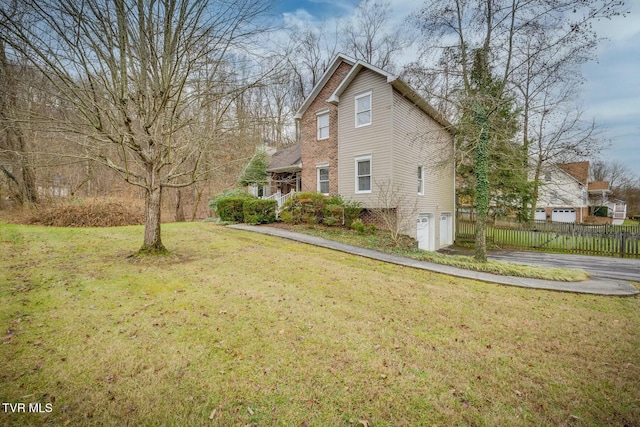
left=228, top=224, right=639, bottom=296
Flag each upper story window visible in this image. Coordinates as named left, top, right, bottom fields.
left=317, top=111, right=329, bottom=140
left=355, top=92, right=371, bottom=127
left=355, top=155, right=372, bottom=193
left=418, top=165, right=424, bottom=195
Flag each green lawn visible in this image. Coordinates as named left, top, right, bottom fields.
left=1, top=222, right=639, bottom=426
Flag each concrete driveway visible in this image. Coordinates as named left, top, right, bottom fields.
left=488, top=251, right=640, bottom=282
left=230, top=225, right=638, bottom=295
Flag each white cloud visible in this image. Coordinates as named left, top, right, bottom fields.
left=282, top=9, right=318, bottom=28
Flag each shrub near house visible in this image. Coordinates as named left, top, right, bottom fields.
left=214, top=196, right=251, bottom=222
left=210, top=193, right=277, bottom=225
left=242, top=199, right=277, bottom=224
left=279, top=192, right=362, bottom=227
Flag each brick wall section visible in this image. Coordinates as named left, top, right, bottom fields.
left=300, top=61, right=353, bottom=194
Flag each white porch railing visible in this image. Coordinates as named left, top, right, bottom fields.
left=603, top=199, right=627, bottom=225
left=263, top=190, right=296, bottom=216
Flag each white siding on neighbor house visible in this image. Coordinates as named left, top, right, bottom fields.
left=390, top=90, right=455, bottom=244
left=337, top=69, right=394, bottom=205
left=537, top=169, right=585, bottom=208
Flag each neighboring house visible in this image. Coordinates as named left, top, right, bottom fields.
left=535, top=161, right=589, bottom=223
left=37, top=175, right=71, bottom=198
left=266, top=53, right=456, bottom=250
left=588, top=180, right=627, bottom=225
left=535, top=161, right=627, bottom=224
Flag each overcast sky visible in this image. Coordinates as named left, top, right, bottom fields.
left=274, top=0, right=639, bottom=177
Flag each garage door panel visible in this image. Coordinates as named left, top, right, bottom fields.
left=551, top=208, right=576, bottom=223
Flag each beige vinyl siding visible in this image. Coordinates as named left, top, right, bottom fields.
left=335, top=66, right=455, bottom=246
left=391, top=90, right=455, bottom=242
left=337, top=69, right=393, bottom=205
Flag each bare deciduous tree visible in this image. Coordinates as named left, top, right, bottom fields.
left=590, top=159, right=636, bottom=190
left=371, top=179, right=417, bottom=247
left=0, top=3, right=37, bottom=204
left=1, top=0, right=274, bottom=253
left=340, top=0, right=411, bottom=71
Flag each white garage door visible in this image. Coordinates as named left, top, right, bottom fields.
left=417, top=213, right=435, bottom=251
left=534, top=209, right=546, bottom=221
left=551, top=208, right=576, bottom=223
left=440, top=213, right=453, bottom=246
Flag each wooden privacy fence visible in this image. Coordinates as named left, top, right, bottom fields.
left=456, top=220, right=640, bottom=258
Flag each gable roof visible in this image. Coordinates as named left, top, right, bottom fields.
left=266, top=143, right=301, bottom=172
left=294, top=53, right=356, bottom=120
left=557, top=161, right=589, bottom=185
left=326, top=60, right=454, bottom=133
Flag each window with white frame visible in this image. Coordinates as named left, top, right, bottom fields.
left=355, top=92, right=371, bottom=127
left=418, top=165, right=424, bottom=195
left=355, top=155, right=372, bottom=193
left=317, top=164, right=329, bottom=194
left=317, top=111, right=329, bottom=140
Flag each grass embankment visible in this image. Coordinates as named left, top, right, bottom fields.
left=289, top=225, right=589, bottom=282
left=1, top=222, right=638, bottom=426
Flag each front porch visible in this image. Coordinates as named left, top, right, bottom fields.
left=263, top=189, right=297, bottom=212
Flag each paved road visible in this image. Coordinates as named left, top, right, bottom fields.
left=487, top=251, right=640, bottom=282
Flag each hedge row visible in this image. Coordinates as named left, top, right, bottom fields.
left=211, top=194, right=277, bottom=224
left=209, top=191, right=363, bottom=227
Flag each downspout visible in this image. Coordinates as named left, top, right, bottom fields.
left=453, top=137, right=457, bottom=242
left=580, top=186, right=584, bottom=223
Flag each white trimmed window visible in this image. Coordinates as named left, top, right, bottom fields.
left=317, top=164, right=329, bottom=195
left=418, top=165, right=424, bottom=195
left=355, top=155, right=372, bottom=193
left=355, top=92, right=371, bottom=127
left=317, top=111, right=329, bottom=140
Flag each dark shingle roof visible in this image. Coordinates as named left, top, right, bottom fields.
left=267, top=143, right=301, bottom=172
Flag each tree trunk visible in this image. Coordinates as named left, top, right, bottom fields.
left=175, top=189, right=185, bottom=222
left=474, top=106, right=489, bottom=263
left=529, top=162, right=542, bottom=223
left=141, top=183, right=166, bottom=253
left=190, top=188, right=203, bottom=222
left=19, top=139, right=38, bottom=204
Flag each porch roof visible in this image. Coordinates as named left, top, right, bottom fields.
left=588, top=181, right=611, bottom=192
left=267, top=143, right=302, bottom=173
